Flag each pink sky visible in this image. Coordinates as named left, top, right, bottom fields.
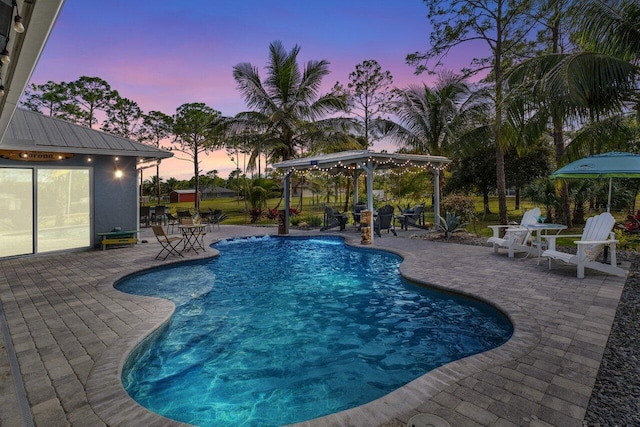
left=28, top=0, right=478, bottom=180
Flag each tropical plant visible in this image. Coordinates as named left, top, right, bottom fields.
left=438, top=211, right=468, bottom=238
left=409, top=0, right=542, bottom=226
left=522, top=178, right=560, bottom=221
left=231, top=40, right=361, bottom=163
left=509, top=0, right=640, bottom=226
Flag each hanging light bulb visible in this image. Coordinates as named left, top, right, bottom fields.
left=1, top=49, right=10, bottom=65
left=11, top=1, right=23, bottom=33
left=13, top=15, right=24, bottom=33
left=0, top=85, right=5, bottom=97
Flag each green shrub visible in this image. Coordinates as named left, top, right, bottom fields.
left=443, top=194, right=476, bottom=223
left=306, top=215, right=323, bottom=227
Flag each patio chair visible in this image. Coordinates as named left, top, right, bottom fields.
left=140, top=206, right=151, bottom=228
left=487, top=207, right=541, bottom=258
left=176, top=210, right=192, bottom=222
left=210, top=209, right=227, bottom=230
left=542, top=212, right=626, bottom=279
left=352, top=203, right=367, bottom=228
left=321, top=206, right=348, bottom=231
left=374, top=204, right=397, bottom=237
left=396, top=205, right=428, bottom=230
left=151, top=225, right=184, bottom=260
left=199, top=209, right=213, bottom=231
left=166, top=213, right=179, bottom=234
left=152, top=205, right=167, bottom=225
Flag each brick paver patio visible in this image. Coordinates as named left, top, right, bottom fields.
left=0, top=225, right=628, bottom=426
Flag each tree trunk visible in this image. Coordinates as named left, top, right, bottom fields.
left=343, top=177, right=351, bottom=212
left=483, top=192, right=491, bottom=215
left=156, top=163, right=161, bottom=204
left=494, top=5, right=508, bottom=225
left=496, top=145, right=508, bottom=225
left=515, top=187, right=520, bottom=210
left=194, top=150, right=200, bottom=212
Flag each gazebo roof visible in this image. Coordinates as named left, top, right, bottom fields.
left=273, top=150, right=451, bottom=173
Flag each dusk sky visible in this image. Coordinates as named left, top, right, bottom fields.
left=27, top=0, right=473, bottom=180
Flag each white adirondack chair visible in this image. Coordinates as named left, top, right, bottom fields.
left=487, top=208, right=541, bottom=258
left=542, top=212, right=626, bottom=279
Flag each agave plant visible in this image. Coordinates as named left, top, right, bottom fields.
left=438, top=211, right=467, bottom=239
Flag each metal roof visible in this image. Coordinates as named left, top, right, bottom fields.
left=273, top=150, right=451, bottom=173
left=0, top=108, right=173, bottom=161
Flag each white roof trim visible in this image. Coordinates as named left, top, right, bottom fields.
left=273, top=150, right=451, bottom=172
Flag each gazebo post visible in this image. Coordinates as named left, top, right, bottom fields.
left=360, top=160, right=376, bottom=242
left=282, top=171, right=291, bottom=234
left=433, top=168, right=441, bottom=226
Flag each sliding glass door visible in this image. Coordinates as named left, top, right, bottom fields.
left=37, top=169, right=91, bottom=253
left=0, top=168, right=34, bottom=257
left=0, top=167, right=91, bottom=257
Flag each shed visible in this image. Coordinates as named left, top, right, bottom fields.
left=170, top=189, right=199, bottom=203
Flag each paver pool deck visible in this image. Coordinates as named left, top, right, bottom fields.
left=0, top=225, right=629, bottom=427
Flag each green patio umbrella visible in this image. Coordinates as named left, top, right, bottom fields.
left=550, top=151, right=640, bottom=212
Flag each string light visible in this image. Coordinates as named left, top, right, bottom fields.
left=0, top=1, right=28, bottom=97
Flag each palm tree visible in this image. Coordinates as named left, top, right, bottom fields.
left=386, top=72, right=480, bottom=156
left=508, top=0, right=640, bottom=223
left=231, top=41, right=361, bottom=162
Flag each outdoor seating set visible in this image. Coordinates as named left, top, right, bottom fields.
left=140, top=205, right=169, bottom=228
left=487, top=208, right=626, bottom=279
left=321, top=204, right=431, bottom=237
left=151, top=208, right=228, bottom=260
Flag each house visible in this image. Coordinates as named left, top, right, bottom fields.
left=0, top=109, right=172, bottom=257
left=201, top=186, right=235, bottom=199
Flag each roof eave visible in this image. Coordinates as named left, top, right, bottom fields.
left=0, top=0, right=66, bottom=144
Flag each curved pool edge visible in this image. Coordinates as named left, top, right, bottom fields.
left=86, top=249, right=222, bottom=427
left=86, top=234, right=541, bottom=427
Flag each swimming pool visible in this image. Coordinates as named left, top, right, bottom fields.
left=118, top=236, right=512, bottom=426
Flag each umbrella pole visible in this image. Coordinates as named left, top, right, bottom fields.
left=607, top=177, right=612, bottom=213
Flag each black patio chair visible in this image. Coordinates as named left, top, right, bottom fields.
left=321, top=205, right=348, bottom=231
left=374, top=205, right=397, bottom=237
left=140, top=206, right=151, bottom=228
left=210, top=209, right=228, bottom=230
left=152, top=205, right=167, bottom=225
left=352, top=203, right=367, bottom=228
left=395, top=204, right=430, bottom=231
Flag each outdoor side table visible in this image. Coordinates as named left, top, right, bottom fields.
left=178, top=224, right=207, bottom=254
left=526, top=223, right=567, bottom=264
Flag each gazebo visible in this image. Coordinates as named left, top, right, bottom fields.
left=273, top=150, right=452, bottom=240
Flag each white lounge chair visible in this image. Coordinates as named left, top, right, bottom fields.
left=487, top=208, right=541, bottom=258
left=541, top=212, right=626, bottom=279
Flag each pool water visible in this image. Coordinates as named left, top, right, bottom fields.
left=119, top=236, right=512, bottom=426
